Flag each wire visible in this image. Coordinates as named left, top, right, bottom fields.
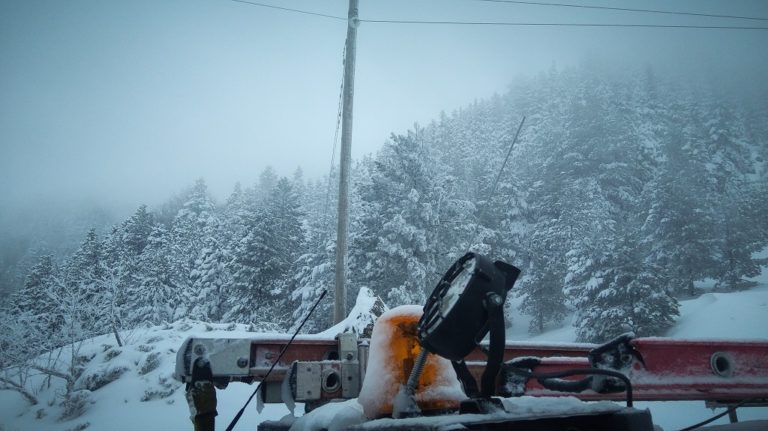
left=677, top=399, right=754, bottom=431
left=228, top=0, right=768, bottom=30
left=359, top=19, right=768, bottom=30
left=229, top=0, right=345, bottom=21
left=489, top=116, right=525, bottom=198
left=462, top=116, right=525, bottom=251
left=467, top=0, right=768, bottom=22
left=224, top=289, right=328, bottom=431
left=321, top=44, right=347, bottom=243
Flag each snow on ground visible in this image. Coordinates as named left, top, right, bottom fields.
left=0, top=321, right=302, bottom=431
left=2, top=282, right=768, bottom=431
left=506, top=292, right=577, bottom=342
left=668, top=285, right=768, bottom=339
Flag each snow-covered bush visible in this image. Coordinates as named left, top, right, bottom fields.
left=59, top=389, right=92, bottom=420
left=138, top=352, right=161, bottom=375
left=103, top=348, right=121, bottom=361
left=77, top=365, right=128, bottom=391
left=64, top=422, right=90, bottom=431
left=140, top=373, right=179, bottom=402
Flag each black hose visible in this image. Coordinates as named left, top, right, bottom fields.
left=507, top=367, right=634, bottom=408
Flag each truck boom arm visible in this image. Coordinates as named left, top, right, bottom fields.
left=175, top=334, right=768, bottom=404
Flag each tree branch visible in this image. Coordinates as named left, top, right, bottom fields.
left=0, top=376, right=38, bottom=405
left=29, top=365, right=73, bottom=385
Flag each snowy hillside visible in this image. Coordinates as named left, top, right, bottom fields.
left=2, top=284, right=768, bottom=431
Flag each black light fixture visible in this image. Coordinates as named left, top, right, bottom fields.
left=391, top=253, right=520, bottom=418
left=419, top=253, right=520, bottom=403
left=419, top=253, right=520, bottom=363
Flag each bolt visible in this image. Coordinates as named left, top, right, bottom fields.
left=487, top=293, right=503, bottom=307
left=346, top=353, right=354, bottom=360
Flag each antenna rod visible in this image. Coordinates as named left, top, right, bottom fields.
left=335, top=0, right=359, bottom=324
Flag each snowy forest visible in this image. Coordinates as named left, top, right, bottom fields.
left=1, top=63, right=767, bottom=371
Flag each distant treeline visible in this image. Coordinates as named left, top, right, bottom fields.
left=2, top=64, right=767, bottom=357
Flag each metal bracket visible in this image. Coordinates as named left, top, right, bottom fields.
left=294, top=362, right=322, bottom=401
left=588, top=333, right=644, bottom=371
left=339, top=332, right=361, bottom=398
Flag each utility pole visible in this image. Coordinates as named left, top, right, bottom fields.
left=335, top=0, right=359, bottom=324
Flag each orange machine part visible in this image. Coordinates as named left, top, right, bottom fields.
left=357, top=305, right=465, bottom=418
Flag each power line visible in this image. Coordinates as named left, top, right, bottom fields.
left=321, top=44, right=347, bottom=243
left=229, top=0, right=345, bottom=21
left=228, top=0, right=768, bottom=30
left=359, top=19, right=768, bottom=30
left=467, top=0, right=768, bottom=22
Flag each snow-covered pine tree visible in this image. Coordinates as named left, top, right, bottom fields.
left=122, top=204, right=154, bottom=256
left=514, top=108, right=572, bottom=333
left=9, top=254, right=58, bottom=327
left=227, top=207, right=273, bottom=323
left=167, top=178, right=219, bottom=319
left=290, top=238, right=336, bottom=333
left=221, top=182, right=249, bottom=259
left=291, top=166, right=306, bottom=205
left=698, top=99, right=765, bottom=290
left=63, top=229, right=106, bottom=333
left=227, top=177, right=303, bottom=326
left=643, top=128, right=718, bottom=296
left=131, top=225, right=180, bottom=325
left=569, top=233, right=679, bottom=342
left=265, top=177, right=305, bottom=322
left=101, top=226, right=131, bottom=334
left=351, top=130, right=444, bottom=307
left=189, top=236, right=230, bottom=322
left=255, top=166, right=279, bottom=203
left=521, top=227, right=567, bottom=335
left=101, top=205, right=155, bottom=332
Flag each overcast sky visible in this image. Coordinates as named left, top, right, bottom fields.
left=1, top=0, right=767, bottom=217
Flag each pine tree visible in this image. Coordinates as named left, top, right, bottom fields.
left=101, top=226, right=130, bottom=332
left=10, top=254, right=57, bottom=321
left=189, top=237, right=230, bottom=322
left=269, top=178, right=304, bottom=271
left=350, top=131, right=444, bottom=307
left=699, top=100, right=765, bottom=290
left=131, top=226, right=180, bottom=325
left=569, top=236, right=679, bottom=342
left=101, top=205, right=155, bottom=330
left=255, top=166, right=279, bottom=203
left=64, top=229, right=106, bottom=332
left=521, top=220, right=568, bottom=335
left=122, top=204, right=154, bottom=256
left=643, top=152, right=717, bottom=296
left=228, top=177, right=304, bottom=325
left=290, top=238, right=336, bottom=333
left=220, top=182, right=250, bottom=263
left=168, top=179, right=219, bottom=319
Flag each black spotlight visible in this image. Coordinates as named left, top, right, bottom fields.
left=418, top=252, right=521, bottom=399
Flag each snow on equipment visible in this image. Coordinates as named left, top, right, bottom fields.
left=175, top=253, right=768, bottom=430
left=356, top=305, right=466, bottom=419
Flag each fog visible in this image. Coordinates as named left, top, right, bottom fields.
left=1, top=0, right=767, bottom=216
